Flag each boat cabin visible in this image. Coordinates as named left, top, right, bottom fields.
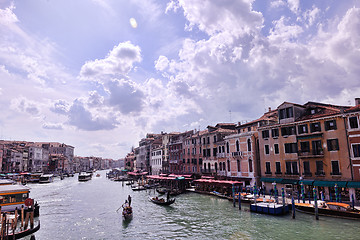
left=0, top=184, right=30, bottom=212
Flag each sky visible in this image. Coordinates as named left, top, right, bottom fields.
left=0, top=0, right=359, bottom=159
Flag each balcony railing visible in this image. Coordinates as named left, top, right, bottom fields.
left=298, top=150, right=324, bottom=158
left=232, top=151, right=243, bottom=157
left=315, top=171, right=325, bottom=176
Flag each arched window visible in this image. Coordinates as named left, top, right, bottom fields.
left=208, top=163, right=211, bottom=172
left=247, top=139, right=251, bottom=151
left=215, top=162, right=218, bottom=172
left=226, top=142, right=230, bottom=153
left=204, top=163, right=206, bottom=171
left=227, top=160, right=230, bottom=171
left=249, top=159, right=253, bottom=172
left=237, top=160, right=240, bottom=172
left=236, top=140, right=240, bottom=152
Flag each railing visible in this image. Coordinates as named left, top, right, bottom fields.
left=298, top=150, right=324, bottom=158
left=232, top=151, right=243, bottom=157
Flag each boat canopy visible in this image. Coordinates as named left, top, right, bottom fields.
left=127, top=171, right=148, bottom=176
left=0, top=184, right=30, bottom=194
left=193, top=179, right=243, bottom=185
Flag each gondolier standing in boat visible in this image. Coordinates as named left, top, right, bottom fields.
left=167, top=191, right=170, bottom=202
left=128, top=195, right=132, bottom=206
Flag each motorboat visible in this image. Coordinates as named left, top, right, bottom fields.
left=39, top=174, right=54, bottom=184
left=78, top=172, right=92, bottom=182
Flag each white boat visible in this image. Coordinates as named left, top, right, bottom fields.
left=39, top=174, right=54, bottom=183
left=78, top=172, right=92, bottom=182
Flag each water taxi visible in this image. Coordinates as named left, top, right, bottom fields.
left=39, top=174, right=54, bottom=183
left=78, top=172, right=92, bottom=182
left=0, top=184, right=32, bottom=212
left=28, top=173, right=43, bottom=183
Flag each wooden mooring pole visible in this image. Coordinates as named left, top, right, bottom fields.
left=291, top=196, right=295, bottom=219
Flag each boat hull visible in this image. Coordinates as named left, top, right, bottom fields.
left=6, top=220, right=40, bottom=239
left=149, top=197, right=176, bottom=206
left=294, top=204, right=360, bottom=219
left=250, top=203, right=289, bottom=215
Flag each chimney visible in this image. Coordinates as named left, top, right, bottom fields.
left=268, top=107, right=272, bottom=112
left=356, top=98, right=360, bottom=106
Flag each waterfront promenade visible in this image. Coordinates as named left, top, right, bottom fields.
left=24, top=170, right=360, bottom=239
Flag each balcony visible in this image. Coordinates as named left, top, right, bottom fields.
left=232, top=151, right=243, bottom=157
left=303, top=172, right=312, bottom=177
left=330, top=172, right=341, bottom=176
left=298, top=150, right=324, bottom=158
left=315, top=171, right=325, bottom=176
left=217, top=153, right=226, bottom=158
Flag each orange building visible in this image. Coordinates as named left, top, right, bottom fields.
left=259, top=101, right=352, bottom=201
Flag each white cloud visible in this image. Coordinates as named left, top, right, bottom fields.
left=287, top=0, right=300, bottom=15
left=42, top=122, right=63, bottom=130
left=268, top=16, right=303, bottom=45
left=80, top=41, right=142, bottom=79
left=0, top=4, right=18, bottom=25
left=303, top=6, right=320, bottom=27
left=106, top=78, right=144, bottom=114
left=173, top=0, right=263, bottom=37
left=67, top=99, right=118, bottom=131
left=270, top=0, right=286, bottom=9
left=50, top=100, right=70, bottom=115
left=155, top=55, right=169, bottom=71
left=10, top=97, right=41, bottom=116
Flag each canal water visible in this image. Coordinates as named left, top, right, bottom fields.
left=28, top=170, right=360, bottom=240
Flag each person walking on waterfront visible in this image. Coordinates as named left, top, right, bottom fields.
left=128, top=195, right=132, bottom=206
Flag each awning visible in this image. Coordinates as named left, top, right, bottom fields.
left=346, top=181, right=360, bottom=188
left=296, top=133, right=323, bottom=140
left=313, top=181, right=347, bottom=188
left=300, top=180, right=314, bottom=186
left=260, top=177, right=283, bottom=183
left=281, top=179, right=299, bottom=185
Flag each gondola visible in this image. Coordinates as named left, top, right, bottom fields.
left=149, top=196, right=176, bottom=206
left=122, top=206, right=133, bottom=220
left=156, top=187, right=168, bottom=195
left=131, top=185, right=146, bottom=191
